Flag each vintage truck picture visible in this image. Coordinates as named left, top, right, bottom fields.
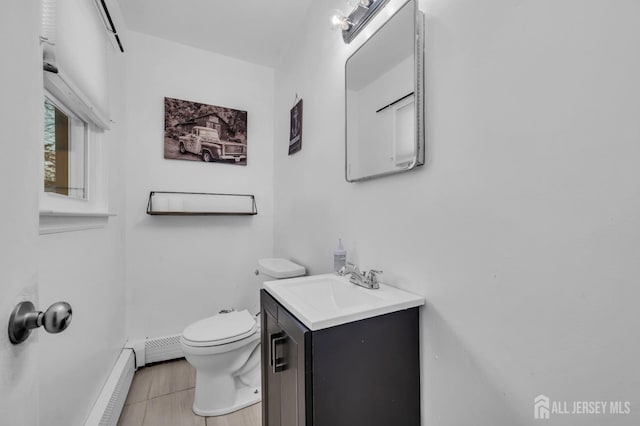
left=164, top=97, right=248, bottom=166
left=178, top=126, right=247, bottom=163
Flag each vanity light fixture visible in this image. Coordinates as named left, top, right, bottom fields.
left=332, top=0, right=391, bottom=43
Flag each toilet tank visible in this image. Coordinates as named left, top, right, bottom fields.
left=258, top=258, right=305, bottom=279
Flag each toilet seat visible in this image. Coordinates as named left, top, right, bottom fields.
left=182, top=310, right=257, bottom=347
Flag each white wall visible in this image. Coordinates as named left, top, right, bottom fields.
left=123, top=32, right=275, bottom=339
left=274, top=0, right=640, bottom=425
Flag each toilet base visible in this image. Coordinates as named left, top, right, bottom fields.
left=193, top=384, right=261, bottom=417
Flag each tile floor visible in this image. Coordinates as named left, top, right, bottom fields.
left=117, top=358, right=262, bottom=426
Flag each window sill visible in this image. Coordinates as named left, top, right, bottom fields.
left=39, top=211, right=116, bottom=235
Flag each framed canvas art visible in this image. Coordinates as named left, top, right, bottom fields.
left=164, top=97, right=248, bottom=165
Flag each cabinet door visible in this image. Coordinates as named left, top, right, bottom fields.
left=262, top=293, right=282, bottom=426
left=278, top=306, right=310, bottom=426
left=261, top=290, right=311, bottom=426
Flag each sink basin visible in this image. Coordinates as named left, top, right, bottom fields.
left=263, top=274, right=425, bottom=330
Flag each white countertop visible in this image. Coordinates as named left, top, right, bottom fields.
left=263, top=273, right=425, bottom=331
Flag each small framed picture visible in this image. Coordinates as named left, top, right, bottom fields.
left=289, top=98, right=303, bottom=155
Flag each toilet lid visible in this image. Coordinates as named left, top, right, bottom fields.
left=182, top=310, right=257, bottom=347
left=259, top=258, right=306, bottom=279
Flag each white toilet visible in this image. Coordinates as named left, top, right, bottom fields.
left=181, top=258, right=305, bottom=417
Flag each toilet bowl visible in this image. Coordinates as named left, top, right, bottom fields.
left=181, top=310, right=261, bottom=416
left=181, top=258, right=305, bottom=417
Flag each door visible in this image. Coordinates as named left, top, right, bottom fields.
left=0, top=1, right=42, bottom=424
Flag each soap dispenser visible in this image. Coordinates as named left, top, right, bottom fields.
left=333, top=239, right=347, bottom=273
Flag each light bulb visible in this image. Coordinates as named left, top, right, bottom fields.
left=330, top=12, right=351, bottom=31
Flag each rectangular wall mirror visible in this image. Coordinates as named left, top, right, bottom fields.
left=345, top=0, right=425, bottom=182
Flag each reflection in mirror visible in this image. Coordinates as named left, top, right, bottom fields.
left=345, top=0, right=424, bottom=182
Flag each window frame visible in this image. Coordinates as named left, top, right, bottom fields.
left=39, top=72, right=113, bottom=234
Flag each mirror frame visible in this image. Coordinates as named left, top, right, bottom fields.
left=344, top=0, right=425, bottom=182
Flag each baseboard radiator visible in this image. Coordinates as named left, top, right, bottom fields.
left=83, top=335, right=184, bottom=425
left=125, top=334, right=184, bottom=368
left=84, top=348, right=136, bottom=426
left=144, top=334, right=184, bottom=364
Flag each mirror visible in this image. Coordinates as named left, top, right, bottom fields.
left=345, top=0, right=425, bottom=182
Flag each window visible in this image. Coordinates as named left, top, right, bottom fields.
left=43, top=95, right=87, bottom=200
left=40, top=74, right=110, bottom=215
left=38, top=0, right=116, bottom=233
left=39, top=78, right=112, bottom=233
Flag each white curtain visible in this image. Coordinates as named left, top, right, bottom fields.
left=41, top=0, right=110, bottom=126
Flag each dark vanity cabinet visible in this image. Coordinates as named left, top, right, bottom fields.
left=260, top=290, right=421, bottom=426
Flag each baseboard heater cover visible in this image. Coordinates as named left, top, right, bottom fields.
left=145, top=334, right=184, bottom=364
left=84, top=348, right=135, bottom=426
left=125, top=334, right=184, bottom=367
left=84, top=335, right=184, bottom=425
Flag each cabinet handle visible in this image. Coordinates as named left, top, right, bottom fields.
left=270, top=333, right=287, bottom=374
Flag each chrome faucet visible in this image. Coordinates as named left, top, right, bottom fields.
left=338, top=263, right=382, bottom=290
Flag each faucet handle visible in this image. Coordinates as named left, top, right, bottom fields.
left=348, top=262, right=361, bottom=274
left=338, top=263, right=357, bottom=276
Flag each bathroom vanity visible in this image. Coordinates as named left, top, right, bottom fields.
left=260, top=274, right=424, bottom=426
